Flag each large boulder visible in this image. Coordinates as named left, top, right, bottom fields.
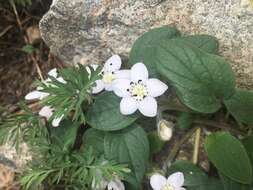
left=39, top=0, right=253, bottom=88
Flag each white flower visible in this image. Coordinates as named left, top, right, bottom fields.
left=150, top=172, right=186, bottom=190
left=92, top=177, right=125, bottom=190
left=25, top=68, right=65, bottom=127
left=91, top=55, right=130, bottom=94
left=157, top=120, right=174, bottom=141
left=113, top=63, right=168, bottom=117
left=25, top=68, right=65, bottom=101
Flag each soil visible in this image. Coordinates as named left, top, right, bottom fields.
left=0, top=0, right=62, bottom=109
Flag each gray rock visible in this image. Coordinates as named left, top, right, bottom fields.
left=39, top=0, right=253, bottom=88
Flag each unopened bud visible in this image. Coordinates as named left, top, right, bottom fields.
left=157, top=120, right=174, bottom=141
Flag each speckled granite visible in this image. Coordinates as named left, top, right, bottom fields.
left=39, top=0, right=253, bottom=88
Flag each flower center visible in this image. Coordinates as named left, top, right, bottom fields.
left=103, top=72, right=115, bottom=84
left=128, top=80, right=148, bottom=101
left=162, top=184, right=175, bottom=190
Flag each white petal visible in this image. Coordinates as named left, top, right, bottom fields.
left=57, top=77, right=67, bottom=84
left=138, top=97, right=157, bottom=117
left=108, top=179, right=125, bottom=190
left=104, top=55, right=122, bottom=72
left=86, top=64, right=99, bottom=76
left=120, top=97, right=138, bottom=115
left=39, top=106, right=54, bottom=119
left=150, top=174, right=167, bottom=190
left=112, top=79, right=131, bottom=97
left=167, top=172, right=184, bottom=188
left=92, top=80, right=105, bottom=94
left=25, top=91, right=49, bottom=100
left=114, top=70, right=131, bottom=79
left=105, top=84, right=113, bottom=91
left=146, top=79, right=168, bottom=97
left=131, top=62, right=148, bottom=82
left=91, top=178, right=108, bottom=190
left=48, top=68, right=58, bottom=78
left=157, top=120, right=173, bottom=141
left=52, top=115, right=64, bottom=127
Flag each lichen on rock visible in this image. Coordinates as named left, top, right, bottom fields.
left=39, top=0, right=253, bottom=89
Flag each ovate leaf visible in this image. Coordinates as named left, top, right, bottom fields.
left=86, top=92, right=139, bottom=131
left=129, top=26, right=180, bottom=77
left=175, top=35, right=219, bottom=54
left=168, top=160, right=224, bottom=190
left=204, top=132, right=252, bottom=184
left=82, top=128, right=105, bottom=155
left=220, top=173, right=251, bottom=190
left=224, top=89, right=253, bottom=125
left=156, top=39, right=235, bottom=113
left=104, top=125, right=149, bottom=189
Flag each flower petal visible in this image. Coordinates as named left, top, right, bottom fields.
left=146, top=79, right=168, bottom=97
left=167, top=172, right=184, bottom=188
left=25, top=91, right=49, bottom=100
left=114, top=69, right=131, bottom=79
left=92, top=80, right=105, bottom=94
left=48, top=68, right=58, bottom=78
left=131, top=62, right=148, bottom=82
left=105, top=84, right=113, bottom=91
left=52, top=114, right=64, bottom=127
left=91, top=178, right=108, bottom=190
left=120, top=97, right=138, bottom=115
left=104, top=54, right=122, bottom=72
left=112, top=79, right=131, bottom=97
left=108, top=179, right=125, bottom=190
left=138, top=97, right=157, bottom=117
left=57, top=77, right=67, bottom=84
left=150, top=174, right=167, bottom=190
left=39, top=106, right=54, bottom=119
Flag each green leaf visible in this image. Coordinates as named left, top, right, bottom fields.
left=148, top=132, right=166, bottom=154
left=50, top=119, right=79, bottom=151
left=129, top=26, right=180, bottom=77
left=82, top=128, right=105, bottom=155
left=21, top=44, right=35, bottom=54
left=176, top=112, right=196, bottom=130
left=224, top=89, right=253, bottom=125
left=175, top=35, right=219, bottom=54
left=204, top=132, right=252, bottom=184
left=104, top=125, right=149, bottom=188
left=243, top=135, right=253, bottom=164
left=220, top=173, right=251, bottom=190
left=168, top=160, right=224, bottom=190
left=87, top=92, right=139, bottom=131
left=156, top=39, right=235, bottom=113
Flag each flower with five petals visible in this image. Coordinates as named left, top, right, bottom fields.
left=113, top=63, right=168, bottom=117
left=92, top=55, right=130, bottom=94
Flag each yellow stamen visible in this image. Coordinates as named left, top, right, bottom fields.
left=103, top=73, right=115, bottom=84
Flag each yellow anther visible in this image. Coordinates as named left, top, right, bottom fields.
left=103, top=73, right=115, bottom=84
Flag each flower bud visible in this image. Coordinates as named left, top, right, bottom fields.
left=157, top=120, right=174, bottom=141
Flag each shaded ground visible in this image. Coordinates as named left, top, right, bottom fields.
left=0, top=0, right=62, bottom=108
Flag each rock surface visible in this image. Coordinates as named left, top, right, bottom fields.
left=40, top=0, right=253, bottom=88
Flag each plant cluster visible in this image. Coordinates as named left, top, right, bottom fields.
left=1, top=26, right=253, bottom=190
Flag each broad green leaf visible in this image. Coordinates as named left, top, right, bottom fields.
left=224, top=89, right=253, bottom=125
left=104, top=125, right=149, bottom=189
left=220, top=173, right=251, bottom=190
left=129, top=26, right=180, bottom=77
left=86, top=92, right=139, bottom=131
left=204, top=132, right=252, bottom=184
left=176, top=112, right=196, bottom=130
left=82, top=128, right=105, bottom=155
left=148, top=132, right=166, bottom=154
left=50, top=119, right=79, bottom=151
left=156, top=39, right=235, bottom=113
left=243, top=135, right=253, bottom=164
left=168, top=160, right=208, bottom=187
left=175, top=35, right=219, bottom=54
left=168, top=160, right=224, bottom=190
